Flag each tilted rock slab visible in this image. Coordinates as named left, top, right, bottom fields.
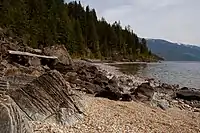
left=0, top=70, right=84, bottom=133
left=0, top=95, right=32, bottom=133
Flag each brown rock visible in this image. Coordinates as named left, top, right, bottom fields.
left=43, top=45, right=73, bottom=65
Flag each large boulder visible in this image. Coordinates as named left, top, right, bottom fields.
left=43, top=45, right=73, bottom=66
left=176, top=87, right=200, bottom=101
left=133, top=82, right=155, bottom=101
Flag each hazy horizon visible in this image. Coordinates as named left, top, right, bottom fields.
left=66, top=0, right=200, bottom=46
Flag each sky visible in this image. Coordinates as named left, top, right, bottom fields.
left=67, top=0, right=200, bottom=45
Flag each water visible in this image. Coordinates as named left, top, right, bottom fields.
left=113, top=61, right=200, bottom=89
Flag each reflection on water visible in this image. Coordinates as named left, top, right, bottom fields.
left=112, top=64, right=147, bottom=75
left=113, top=62, right=200, bottom=89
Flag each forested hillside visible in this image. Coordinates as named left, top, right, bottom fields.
left=0, top=0, right=158, bottom=61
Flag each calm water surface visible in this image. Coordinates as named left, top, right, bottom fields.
left=114, top=61, right=200, bottom=89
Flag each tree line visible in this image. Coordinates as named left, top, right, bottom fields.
left=0, top=0, right=159, bottom=61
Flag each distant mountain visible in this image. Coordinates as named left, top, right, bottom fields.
left=146, top=39, right=200, bottom=61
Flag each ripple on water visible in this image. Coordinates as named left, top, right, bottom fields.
left=113, top=61, right=200, bottom=89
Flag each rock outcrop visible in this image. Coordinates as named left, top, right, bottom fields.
left=0, top=70, right=84, bottom=133
left=0, top=95, right=32, bottom=133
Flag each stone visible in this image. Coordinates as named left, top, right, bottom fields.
left=176, top=87, right=200, bottom=101
left=0, top=95, right=32, bottom=133
left=7, top=70, right=84, bottom=126
left=30, top=70, right=41, bottom=77
left=5, top=66, right=21, bottom=76
left=133, top=82, right=155, bottom=101
left=95, top=90, right=122, bottom=100
left=121, top=94, right=133, bottom=101
left=65, top=72, right=78, bottom=82
left=51, top=62, right=74, bottom=75
left=28, top=57, right=41, bottom=67
left=157, top=100, right=170, bottom=110
left=43, top=45, right=73, bottom=66
left=95, top=84, right=122, bottom=100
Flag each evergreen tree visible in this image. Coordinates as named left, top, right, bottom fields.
left=0, top=0, right=158, bottom=61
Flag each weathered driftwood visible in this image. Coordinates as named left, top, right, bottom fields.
left=8, top=50, right=58, bottom=59
left=8, top=50, right=58, bottom=67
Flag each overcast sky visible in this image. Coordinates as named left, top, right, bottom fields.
left=67, top=0, right=200, bottom=45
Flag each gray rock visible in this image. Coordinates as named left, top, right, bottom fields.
left=28, top=57, right=41, bottom=67
left=133, top=83, right=155, bottom=101
left=0, top=70, right=85, bottom=133
left=176, top=87, right=200, bottom=101
left=43, top=45, right=74, bottom=66
left=7, top=70, right=84, bottom=126
left=157, top=100, right=170, bottom=110
left=0, top=96, right=32, bottom=133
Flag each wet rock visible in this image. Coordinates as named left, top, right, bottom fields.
left=95, top=82, right=123, bottom=100
left=83, top=82, right=97, bottom=94
left=146, top=78, right=155, bottom=81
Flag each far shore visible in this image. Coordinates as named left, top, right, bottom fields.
left=80, top=58, right=162, bottom=64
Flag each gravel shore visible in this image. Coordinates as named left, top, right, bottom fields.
left=33, top=96, right=200, bottom=133
left=32, top=62, right=200, bottom=133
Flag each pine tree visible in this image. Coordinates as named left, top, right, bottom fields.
left=0, top=0, right=158, bottom=61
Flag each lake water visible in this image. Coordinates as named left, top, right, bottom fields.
left=113, top=61, right=200, bottom=89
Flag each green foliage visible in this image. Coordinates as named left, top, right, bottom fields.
left=0, top=0, right=156, bottom=61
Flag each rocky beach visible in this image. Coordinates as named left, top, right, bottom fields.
left=0, top=31, right=200, bottom=133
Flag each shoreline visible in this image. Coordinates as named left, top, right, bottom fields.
left=53, top=61, right=200, bottom=133
left=93, top=62, right=200, bottom=110
left=1, top=45, right=200, bottom=133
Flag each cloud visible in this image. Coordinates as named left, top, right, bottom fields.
left=67, top=0, right=200, bottom=45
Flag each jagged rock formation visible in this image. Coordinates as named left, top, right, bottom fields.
left=0, top=70, right=84, bottom=133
